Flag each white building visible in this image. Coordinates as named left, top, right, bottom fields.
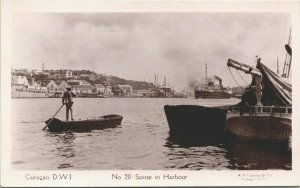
left=57, top=80, right=71, bottom=92
left=67, top=79, right=91, bottom=86
left=94, top=84, right=106, bottom=95
left=45, top=80, right=59, bottom=92
left=72, top=85, right=93, bottom=94
left=66, top=70, right=73, bottom=78
left=12, top=76, right=29, bottom=86
left=11, top=76, right=29, bottom=91
left=118, top=85, right=133, bottom=95
left=104, top=85, right=113, bottom=96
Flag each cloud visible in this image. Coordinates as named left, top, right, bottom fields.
left=11, top=13, right=290, bottom=90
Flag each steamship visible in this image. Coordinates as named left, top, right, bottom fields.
left=194, top=64, right=232, bottom=99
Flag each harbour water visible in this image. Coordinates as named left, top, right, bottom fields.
left=11, top=98, right=291, bottom=170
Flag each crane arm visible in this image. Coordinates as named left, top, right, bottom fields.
left=227, top=58, right=263, bottom=106
left=227, top=59, right=261, bottom=76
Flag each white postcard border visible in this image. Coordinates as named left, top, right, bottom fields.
left=1, top=0, right=300, bottom=187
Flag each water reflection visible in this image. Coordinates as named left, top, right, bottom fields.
left=46, top=131, right=76, bottom=169
left=164, top=133, right=230, bottom=170
left=222, top=137, right=292, bottom=170
left=165, top=133, right=223, bottom=147
left=164, top=132, right=291, bottom=170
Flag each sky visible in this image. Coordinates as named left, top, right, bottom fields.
left=11, top=13, right=290, bottom=91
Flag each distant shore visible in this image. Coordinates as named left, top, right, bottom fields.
left=11, top=91, right=240, bottom=99
left=11, top=90, right=189, bottom=99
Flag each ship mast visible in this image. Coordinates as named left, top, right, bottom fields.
left=164, top=76, right=167, bottom=97
left=205, top=63, right=207, bottom=85
left=282, top=28, right=292, bottom=78
left=277, top=57, right=279, bottom=74
left=42, top=60, right=44, bottom=87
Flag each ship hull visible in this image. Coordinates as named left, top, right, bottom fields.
left=226, top=113, right=291, bottom=142
left=194, top=90, right=232, bottom=99
left=164, top=105, right=228, bottom=141
left=45, top=114, right=123, bottom=132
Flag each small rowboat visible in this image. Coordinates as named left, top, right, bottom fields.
left=45, top=114, right=123, bottom=132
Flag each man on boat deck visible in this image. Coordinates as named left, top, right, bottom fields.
left=62, top=87, right=75, bottom=121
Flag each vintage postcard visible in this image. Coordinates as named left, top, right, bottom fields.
left=1, top=0, right=300, bottom=187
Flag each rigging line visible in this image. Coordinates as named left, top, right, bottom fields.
left=227, top=66, right=244, bottom=90
left=236, top=68, right=250, bottom=85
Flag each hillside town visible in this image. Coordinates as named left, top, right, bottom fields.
left=11, top=68, right=183, bottom=98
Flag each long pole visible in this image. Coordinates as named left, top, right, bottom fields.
left=42, top=104, right=64, bottom=131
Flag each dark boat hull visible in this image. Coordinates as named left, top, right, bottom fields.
left=45, top=114, right=123, bottom=132
left=164, top=105, right=227, bottom=139
left=194, top=90, right=232, bottom=99
left=226, top=113, right=291, bottom=141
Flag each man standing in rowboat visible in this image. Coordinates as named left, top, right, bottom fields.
left=62, top=87, right=76, bottom=121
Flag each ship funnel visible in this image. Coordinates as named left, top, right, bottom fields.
left=214, top=76, right=223, bottom=87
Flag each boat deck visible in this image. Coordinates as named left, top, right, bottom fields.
left=227, top=106, right=292, bottom=118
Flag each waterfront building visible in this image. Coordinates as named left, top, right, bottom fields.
left=81, top=80, right=92, bottom=86
left=57, top=81, right=71, bottom=92
left=93, top=84, right=106, bottom=95
left=71, top=85, right=93, bottom=95
left=112, top=85, right=124, bottom=96
left=11, top=76, right=29, bottom=91
left=28, top=86, right=48, bottom=93
left=104, top=85, right=113, bottom=96
left=118, top=85, right=133, bottom=96
left=67, top=79, right=80, bottom=86
left=66, top=70, right=73, bottom=78
left=67, top=79, right=92, bottom=86
left=12, top=75, right=29, bottom=86
left=45, top=80, right=59, bottom=92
